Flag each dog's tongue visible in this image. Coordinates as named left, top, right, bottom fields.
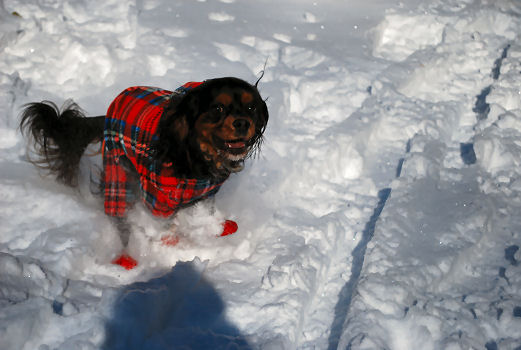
left=226, top=141, right=246, bottom=149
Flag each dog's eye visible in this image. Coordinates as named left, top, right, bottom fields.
left=207, top=104, right=226, bottom=123
left=215, top=105, right=225, bottom=115
left=246, top=105, right=256, bottom=113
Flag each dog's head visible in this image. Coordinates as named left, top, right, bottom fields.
left=162, top=77, right=269, bottom=178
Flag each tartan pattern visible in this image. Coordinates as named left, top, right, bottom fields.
left=103, top=82, right=226, bottom=217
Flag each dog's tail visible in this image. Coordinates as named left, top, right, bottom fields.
left=19, top=100, right=105, bottom=187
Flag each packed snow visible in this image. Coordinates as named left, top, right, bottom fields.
left=1, top=0, right=521, bottom=349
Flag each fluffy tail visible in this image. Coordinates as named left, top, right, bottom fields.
left=19, top=101, right=105, bottom=187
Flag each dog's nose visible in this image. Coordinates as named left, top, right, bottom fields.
left=232, top=118, right=251, bottom=135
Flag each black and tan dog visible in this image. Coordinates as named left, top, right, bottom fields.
left=20, top=77, right=269, bottom=252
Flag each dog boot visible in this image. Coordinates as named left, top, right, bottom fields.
left=220, top=220, right=238, bottom=236
left=112, top=253, right=138, bottom=270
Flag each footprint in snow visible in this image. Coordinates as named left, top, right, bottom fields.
left=161, top=27, right=189, bottom=38
left=273, top=33, right=292, bottom=44
left=208, top=12, right=235, bottom=22
left=303, top=12, right=317, bottom=23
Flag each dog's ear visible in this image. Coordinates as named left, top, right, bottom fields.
left=170, top=113, right=189, bottom=141
left=166, top=90, right=201, bottom=141
left=258, top=98, right=269, bottom=134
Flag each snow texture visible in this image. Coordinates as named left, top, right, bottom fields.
left=1, top=0, right=521, bottom=349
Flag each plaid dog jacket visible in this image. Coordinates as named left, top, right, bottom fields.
left=103, top=82, right=227, bottom=217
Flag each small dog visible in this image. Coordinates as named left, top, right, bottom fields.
left=20, top=77, right=269, bottom=247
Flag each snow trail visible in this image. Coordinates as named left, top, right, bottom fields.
left=474, top=43, right=511, bottom=121
left=327, top=188, right=391, bottom=350
left=339, top=1, right=521, bottom=348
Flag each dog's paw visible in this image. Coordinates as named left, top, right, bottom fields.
left=161, top=234, right=180, bottom=246
left=220, top=220, right=238, bottom=236
left=112, top=254, right=138, bottom=270
left=160, top=220, right=237, bottom=246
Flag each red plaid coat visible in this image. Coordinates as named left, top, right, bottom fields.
left=103, top=82, right=227, bottom=217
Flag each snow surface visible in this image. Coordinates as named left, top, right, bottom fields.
left=1, top=0, right=521, bottom=349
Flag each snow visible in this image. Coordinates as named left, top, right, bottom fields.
left=1, top=0, right=521, bottom=349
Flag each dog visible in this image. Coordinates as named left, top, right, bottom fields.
left=19, top=77, right=269, bottom=248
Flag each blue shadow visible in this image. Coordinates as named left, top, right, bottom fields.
left=327, top=188, right=391, bottom=350
left=473, top=85, right=491, bottom=120
left=102, top=260, right=252, bottom=350
left=460, top=143, right=477, bottom=165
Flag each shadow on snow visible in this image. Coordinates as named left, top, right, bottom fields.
left=102, top=260, right=252, bottom=350
left=327, top=188, right=392, bottom=350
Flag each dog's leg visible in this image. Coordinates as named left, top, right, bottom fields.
left=206, top=195, right=217, bottom=215
left=101, top=154, right=140, bottom=249
left=202, top=196, right=238, bottom=237
left=110, top=217, right=138, bottom=270
left=114, top=217, right=132, bottom=247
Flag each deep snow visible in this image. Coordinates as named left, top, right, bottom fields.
left=1, top=0, right=521, bottom=349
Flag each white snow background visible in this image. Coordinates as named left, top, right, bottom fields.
left=1, top=0, right=521, bottom=349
